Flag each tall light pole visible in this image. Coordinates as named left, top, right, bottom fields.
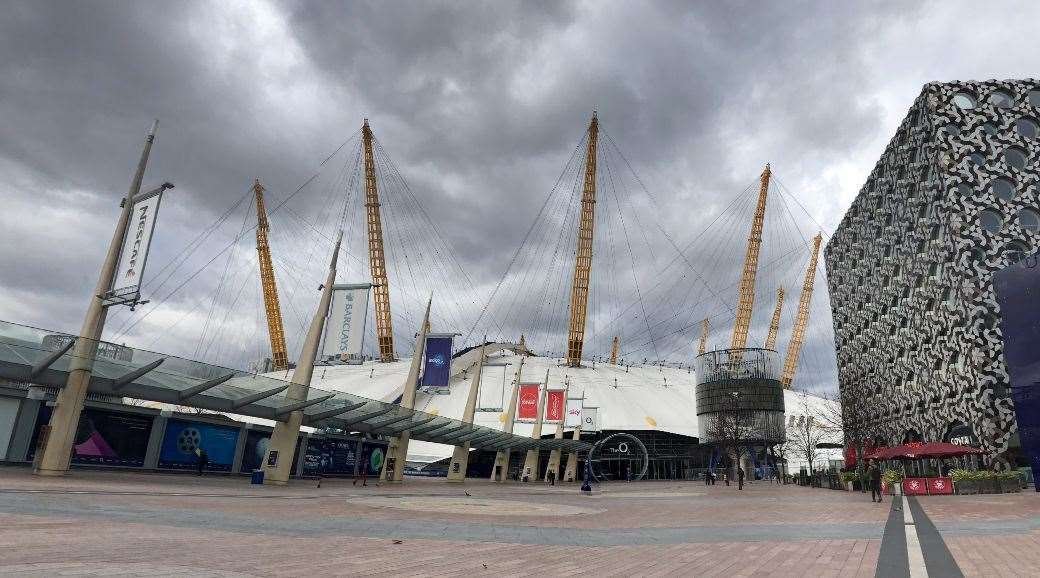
left=35, top=121, right=163, bottom=476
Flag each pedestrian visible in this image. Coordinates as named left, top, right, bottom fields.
left=195, top=447, right=208, bottom=476
left=737, top=466, right=745, bottom=490
left=724, top=470, right=730, bottom=486
left=869, top=461, right=883, bottom=503
left=705, top=471, right=711, bottom=486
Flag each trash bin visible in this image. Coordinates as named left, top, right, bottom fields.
left=251, top=469, right=265, bottom=485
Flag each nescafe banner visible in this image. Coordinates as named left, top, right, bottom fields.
left=545, top=390, right=565, bottom=422
left=517, top=383, right=540, bottom=420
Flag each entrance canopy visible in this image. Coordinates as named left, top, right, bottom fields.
left=865, top=442, right=985, bottom=460
left=0, top=320, right=589, bottom=454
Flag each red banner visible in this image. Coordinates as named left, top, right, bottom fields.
left=929, top=477, right=953, bottom=495
left=902, top=478, right=928, bottom=495
left=545, top=390, right=565, bottom=422
left=517, top=384, right=540, bottom=420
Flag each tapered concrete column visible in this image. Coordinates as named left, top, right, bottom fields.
left=544, top=383, right=569, bottom=482
left=447, top=341, right=486, bottom=482
left=521, top=369, right=550, bottom=482
left=491, top=356, right=524, bottom=481
left=563, top=426, right=582, bottom=482
left=36, top=121, right=159, bottom=476
left=381, top=295, right=432, bottom=483
left=262, top=232, right=342, bottom=485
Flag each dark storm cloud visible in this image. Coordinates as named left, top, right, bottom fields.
left=3, top=1, right=1037, bottom=387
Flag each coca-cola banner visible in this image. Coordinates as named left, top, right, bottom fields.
left=545, top=390, right=565, bottom=422
left=517, top=383, right=540, bottom=420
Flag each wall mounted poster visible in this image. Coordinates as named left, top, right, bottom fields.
left=517, top=383, right=540, bottom=420
left=158, top=419, right=240, bottom=472
left=303, top=437, right=359, bottom=476
left=28, top=406, right=152, bottom=468
left=360, top=440, right=387, bottom=476
left=239, top=430, right=271, bottom=472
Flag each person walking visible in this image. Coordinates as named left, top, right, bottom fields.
left=737, top=466, right=745, bottom=490
left=194, top=447, right=208, bottom=476
left=869, top=461, right=883, bottom=503
left=723, top=470, right=730, bottom=486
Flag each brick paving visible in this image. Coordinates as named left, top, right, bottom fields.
left=0, top=468, right=1032, bottom=576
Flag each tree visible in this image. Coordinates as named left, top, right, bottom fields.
left=761, top=418, right=788, bottom=482
left=704, top=390, right=756, bottom=483
left=787, top=392, right=842, bottom=476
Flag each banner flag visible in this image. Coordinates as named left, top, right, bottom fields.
left=517, top=383, right=540, bottom=420
left=420, top=334, right=454, bottom=388
left=320, top=284, right=371, bottom=363
left=108, top=185, right=165, bottom=306
left=582, top=407, right=599, bottom=432
left=565, top=399, right=583, bottom=427
left=545, top=390, right=565, bottom=422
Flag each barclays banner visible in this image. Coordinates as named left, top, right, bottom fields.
left=993, top=255, right=1040, bottom=488
left=420, top=334, right=454, bottom=389
left=320, top=284, right=371, bottom=364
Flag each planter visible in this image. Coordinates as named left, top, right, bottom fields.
left=954, top=480, right=977, bottom=495
left=847, top=481, right=854, bottom=492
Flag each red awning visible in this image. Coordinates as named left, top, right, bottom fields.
left=864, top=442, right=985, bottom=460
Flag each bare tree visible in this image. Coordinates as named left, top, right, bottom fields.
left=704, top=390, right=756, bottom=483
left=787, top=392, right=842, bottom=475
left=761, top=419, right=789, bottom=482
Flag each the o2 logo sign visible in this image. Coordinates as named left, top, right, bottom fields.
left=588, top=433, right=648, bottom=481
left=608, top=442, right=630, bottom=454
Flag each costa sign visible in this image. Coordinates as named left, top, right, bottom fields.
left=545, top=390, right=565, bottom=422
left=517, top=384, right=540, bottom=420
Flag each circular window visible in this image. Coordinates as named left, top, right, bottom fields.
left=970, top=152, right=986, bottom=166
left=989, top=90, right=1015, bottom=108
left=1030, top=90, right=1040, bottom=107
left=943, top=123, right=961, bottom=136
left=1019, top=208, right=1040, bottom=232
left=1004, top=147, right=1028, bottom=170
left=982, top=123, right=999, bottom=136
left=1016, top=117, right=1039, bottom=140
left=956, top=183, right=974, bottom=198
left=1006, top=241, right=1030, bottom=263
left=991, top=178, right=1016, bottom=201
left=980, top=209, right=1004, bottom=233
left=953, top=92, right=977, bottom=110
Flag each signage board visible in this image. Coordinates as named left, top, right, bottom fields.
left=320, top=284, right=371, bottom=363
left=582, top=407, right=599, bottom=432
left=360, top=440, right=387, bottom=476
left=29, top=406, right=153, bottom=467
left=240, top=430, right=272, bottom=472
left=158, top=419, right=240, bottom=472
left=517, top=383, right=541, bottom=420
left=565, top=398, right=583, bottom=428
left=303, top=437, right=359, bottom=476
left=545, top=390, right=565, bottom=422
left=993, top=255, right=1040, bottom=486
left=108, top=185, right=165, bottom=306
left=420, top=334, right=454, bottom=389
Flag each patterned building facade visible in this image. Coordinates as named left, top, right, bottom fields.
left=825, top=79, right=1040, bottom=463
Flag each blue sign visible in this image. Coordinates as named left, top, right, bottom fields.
left=158, top=419, right=240, bottom=472
left=420, top=335, right=453, bottom=388
left=993, top=254, right=1040, bottom=487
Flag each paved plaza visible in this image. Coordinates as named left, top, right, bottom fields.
left=0, top=468, right=1036, bottom=577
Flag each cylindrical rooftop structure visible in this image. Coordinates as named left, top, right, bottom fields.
left=695, top=348, right=785, bottom=445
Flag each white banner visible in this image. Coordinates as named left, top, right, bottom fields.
left=111, top=187, right=164, bottom=302
left=565, top=398, right=583, bottom=428
left=582, top=407, right=599, bottom=432
left=321, top=284, right=371, bottom=362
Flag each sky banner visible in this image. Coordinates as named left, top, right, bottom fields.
left=320, top=284, right=371, bottom=363
left=517, top=383, right=540, bottom=420
left=420, top=334, right=454, bottom=388
left=993, top=257, right=1040, bottom=485
left=545, top=390, right=565, bottom=422
left=109, top=185, right=165, bottom=306
left=565, top=399, right=583, bottom=427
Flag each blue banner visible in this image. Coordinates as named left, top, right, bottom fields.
left=993, top=255, right=1040, bottom=487
left=158, top=419, right=240, bottom=472
left=420, top=335, right=453, bottom=388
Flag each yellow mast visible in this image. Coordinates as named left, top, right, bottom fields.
left=697, top=318, right=710, bottom=355
left=731, top=164, right=771, bottom=349
left=566, top=112, right=599, bottom=367
left=362, top=119, right=395, bottom=362
left=765, top=287, right=785, bottom=351
left=253, top=179, right=289, bottom=372
left=781, top=233, right=822, bottom=388
left=609, top=335, right=619, bottom=365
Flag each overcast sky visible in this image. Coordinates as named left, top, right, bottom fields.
left=2, top=1, right=1039, bottom=391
